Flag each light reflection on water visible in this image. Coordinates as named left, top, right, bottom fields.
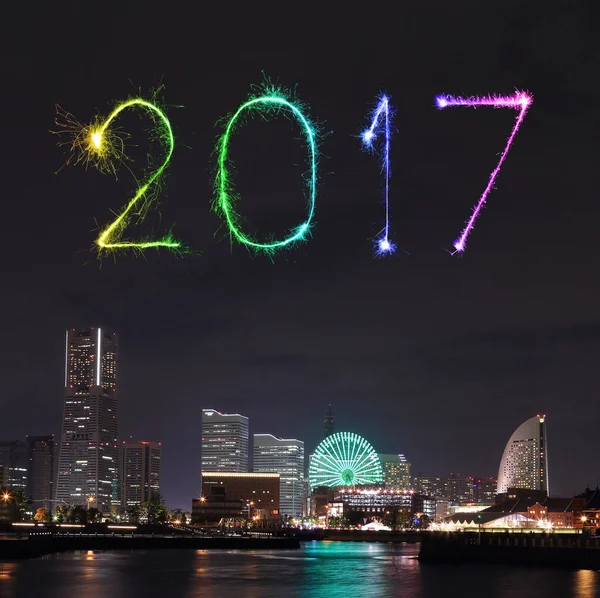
left=1, top=541, right=599, bottom=597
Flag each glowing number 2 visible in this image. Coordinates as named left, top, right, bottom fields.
left=90, top=99, right=180, bottom=252
left=361, top=95, right=395, bottom=255
left=215, top=88, right=318, bottom=254
left=435, top=91, right=533, bottom=253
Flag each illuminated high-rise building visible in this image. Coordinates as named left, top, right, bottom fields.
left=56, top=328, right=119, bottom=511
left=0, top=441, right=28, bottom=491
left=201, top=409, right=249, bottom=473
left=122, top=440, right=161, bottom=507
left=253, top=434, right=304, bottom=518
left=497, top=415, right=549, bottom=496
left=26, top=435, right=56, bottom=513
left=379, top=454, right=411, bottom=491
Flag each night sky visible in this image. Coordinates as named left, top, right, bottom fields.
left=2, top=2, right=599, bottom=509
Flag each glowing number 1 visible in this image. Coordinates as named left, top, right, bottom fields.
left=361, top=95, right=395, bottom=255
left=435, top=91, right=533, bottom=253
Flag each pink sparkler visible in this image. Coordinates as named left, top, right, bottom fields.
left=435, top=91, right=533, bottom=253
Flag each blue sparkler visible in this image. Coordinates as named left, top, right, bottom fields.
left=361, top=94, right=396, bottom=255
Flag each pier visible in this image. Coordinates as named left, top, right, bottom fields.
left=419, top=531, right=600, bottom=570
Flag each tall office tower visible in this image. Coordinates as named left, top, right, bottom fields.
left=56, top=328, right=119, bottom=511
left=253, top=434, right=305, bottom=518
left=201, top=409, right=249, bottom=472
left=0, top=441, right=28, bottom=491
left=413, top=474, right=441, bottom=497
left=379, top=454, right=411, bottom=491
left=122, top=440, right=162, bottom=508
left=497, top=414, right=549, bottom=495
left=26, top=435, right=56, bottom=512
left=324, top=405, right=334, bottom=438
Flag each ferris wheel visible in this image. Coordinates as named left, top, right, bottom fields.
left=309, top=432, right=383, bottom=489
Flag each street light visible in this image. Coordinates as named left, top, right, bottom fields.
left=2, top=492, right=11, bottom=502
left=87, top=496, right=94, bottom=511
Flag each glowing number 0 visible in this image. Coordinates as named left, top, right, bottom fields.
left=361, top=94, right=396, bottom=255
left=435, top=91, right=533, bottom=253
left=215, top=88, right=318, bottom=254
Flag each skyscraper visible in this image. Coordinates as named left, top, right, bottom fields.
left=0, top=441, right=28, bottom=491
left=122, top=440, right=162, bottom=508
left=497, top=415, right=549, bottom=496
left=379, top=454, right=411, bottom=491
left=26, top=435, right=56, bottom=513
left=324, top=405, right=334, bottom=438
left=201, top=409, right=249, bottom=473
left=253, top=434, right=304, bottom=518
left=56, top=328, right=119, bottom=511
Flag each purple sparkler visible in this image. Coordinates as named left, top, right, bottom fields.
left=435, top=91, right=533, bottom=253
left=361, top=95, right=396, bottom=255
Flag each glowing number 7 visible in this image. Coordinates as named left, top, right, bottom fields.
left=361, top=95, right=396, bottom=255
left=435, top=91, right=533, bottom=253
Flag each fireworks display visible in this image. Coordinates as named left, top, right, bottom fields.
left=361, top=94, right=396, bottom=255
left=214, top=84, right=318, bottom=254
left=435, top=91, right=533, bottom=253
left=54, top=97, right=181, bottom=254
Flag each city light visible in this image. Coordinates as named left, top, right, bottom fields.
left=309, top=432, right=383, bottom=489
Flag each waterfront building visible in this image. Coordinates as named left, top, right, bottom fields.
left=331, top=487, right=436, bottom=524
left=56, top=328, right=120, bottom=511
left=446, top=494, right=582, bottom=530
left=497, top=415, right=549, bottom=496
left=121, top=440, right=162, bottom=508
left=379, top=454, right=411, bottom=491
left=26, top=435, right=56, bottom=512
left=0, top=441, right=28, bottom=491
left=192, top=472, right=280, bottom=523
left=253, top=434, right=304, bottom=518
left=435, top=499, right=452, bottom=521
left=201, top=409, right=249, bottom=473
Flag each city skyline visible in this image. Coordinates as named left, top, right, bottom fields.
left=0, top=330, right=563, bottom=510
left=0, top=328, right=570, bottom=510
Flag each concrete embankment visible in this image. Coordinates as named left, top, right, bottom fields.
left=0, top=535, right=300, bottom=559
left=419, top=531, right=600, bottom=570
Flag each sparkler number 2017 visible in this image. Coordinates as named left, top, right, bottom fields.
left=54, top=84, right=532, bottom=258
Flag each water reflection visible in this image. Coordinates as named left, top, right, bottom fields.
left=0, top=562, right=19, bottom=598
left=1, top=543, right=600, bottom=597
left=575, top=569, right=600, bottom=598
